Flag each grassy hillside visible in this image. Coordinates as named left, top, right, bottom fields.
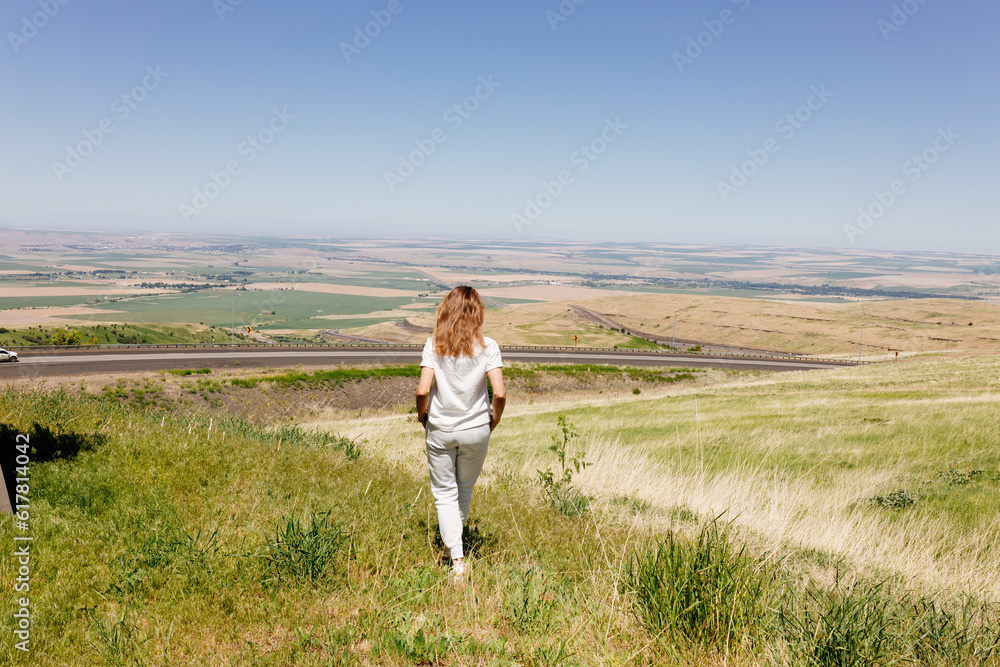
left=3, top=358, right=1000, bottom=664
left=70, top=364, right=709, bottom=426
left=331, top=356, right=1000, bottom=604
left=0, top=323, right=245, bottom=347
left=346, top=294, right=1000, bottom=357
left=350, top=307, right=638, bottom=348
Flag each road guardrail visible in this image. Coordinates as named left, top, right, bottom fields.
left=4, top=342, right=871, bottom=365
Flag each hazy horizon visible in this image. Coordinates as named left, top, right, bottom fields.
left=5, top=227, right=999, bottom=266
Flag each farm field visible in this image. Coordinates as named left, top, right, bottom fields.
left=65, top=291, right=416, bottom=330
left=3, top=230, right=999, bottom=355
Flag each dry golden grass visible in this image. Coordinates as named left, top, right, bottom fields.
left=0, top=306, right=126, bottom=327
left=346, top=292, right=1000, bottom=356
left=349, top=302, right=639, bottom=347
left=477, top=284, right=637, bottom=301
left=315, top=355, right=1000, bottom=602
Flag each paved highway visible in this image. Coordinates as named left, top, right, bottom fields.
left=0, top=345, right=863, bottom=379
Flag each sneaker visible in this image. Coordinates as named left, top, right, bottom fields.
left=449, top=559, right=467, bottom=584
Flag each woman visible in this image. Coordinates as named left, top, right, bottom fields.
left=415, top=286, right=506, bottom=581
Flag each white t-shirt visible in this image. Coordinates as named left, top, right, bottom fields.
left=420, top=336, right=503, bottom=431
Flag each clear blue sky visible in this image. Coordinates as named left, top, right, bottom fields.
left=2, top=0, right=997, bottom=252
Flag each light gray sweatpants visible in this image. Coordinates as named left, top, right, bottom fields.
left=424, top=422, right=490, bottom=560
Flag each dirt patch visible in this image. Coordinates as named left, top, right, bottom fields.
left=397, top=319, right=432, bottom=334
left=0, top=306, right=125, bottom=326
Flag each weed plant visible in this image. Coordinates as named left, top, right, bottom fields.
left=536, top=415, right=592, bottom=516
left=867, top=488, right=919, bottom=509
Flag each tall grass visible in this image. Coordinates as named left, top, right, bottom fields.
left=622, top=519, right=775, bottom=651
left=776, top=578, right=898, bottom=667
left=622, top=527, right=1000, bottom=666
left=256, top=509, right=350, bottom=584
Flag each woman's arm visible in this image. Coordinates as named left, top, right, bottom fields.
left=487, top=367, right=506, bottom=431
left=415, top=366, right=434, bottom=424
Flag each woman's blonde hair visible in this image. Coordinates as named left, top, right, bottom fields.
left=432, top=285, right=485, bottom=358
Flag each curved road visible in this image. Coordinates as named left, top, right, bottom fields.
left=0, top=345, right=864, bottom=379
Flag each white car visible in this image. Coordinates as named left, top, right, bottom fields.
left=0, top=348, right=19, bottom=362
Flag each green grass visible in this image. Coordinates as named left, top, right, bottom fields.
left=0, top=390, right=647, bottom=664
left=290, top=275, right=438, bottom=292
left=0, top=386, right=997, bottom=665
left=503, top=362, right=700, bottom=386
left=228, top=365, right=421, bottom=389
left=613, top=334, right=671, bottom=350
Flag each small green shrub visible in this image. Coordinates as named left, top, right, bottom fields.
left=939, top=468, right=985, bottom=485
left=669, top=504, right=698, bottom=523
left=866, top=489, right=918, bottom=509
left=49, top=328, right=84, bottom=345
